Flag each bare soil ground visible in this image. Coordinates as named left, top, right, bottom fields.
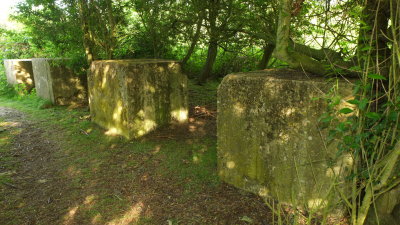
left=0, top=106, right=274, bottom=225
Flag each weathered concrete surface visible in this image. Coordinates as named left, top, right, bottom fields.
left=32, top=58, right=87, bottom=106
left=365, top=185, right=400, bottom=225
left=3, top=59, right=35, bottom=91
left=217, top=69, right=354, bottom=213
left=89, top=59, right=188, bottom=139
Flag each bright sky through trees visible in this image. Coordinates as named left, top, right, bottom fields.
left=0, top=0, right=22, bottom=29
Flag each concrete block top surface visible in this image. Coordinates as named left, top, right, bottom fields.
left=32, top=58, right=65, bottom=60
left=31, top=58, right=69, bottom=63
left=222, top=69, right=336, bottom=82
left=4, top=59, right=32, bottom=62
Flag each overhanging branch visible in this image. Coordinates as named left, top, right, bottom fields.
left=274, top=0, right=357, bottom=77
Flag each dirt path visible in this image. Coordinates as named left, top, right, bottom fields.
left=0, top=107, right=77, bottom=224
left=0, top=106, right=273, bottom=225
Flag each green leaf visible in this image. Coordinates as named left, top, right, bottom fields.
left=368, top=73, right=387, bottom=80
left=360, top=45, right=371, bottom=51
left=349, top=66, right=362, bottom=72
left=336, top=122, right=348, bottom=132
left=320, top=115, right=334, bottom=123
left=363, top=83, right=372, bottom=91
left=343, top=135, right=354, bottom=145
left=347, top=99, right=359, bottom=105
left=353, top=82, right=361, bottom=94
left=339, top=108, right=354, bottom=114
left=331, top=96, right=341, bottom=106
left=366, top=112, right=381, bottom=120
left=369, top=135, right=378, bottom=144
left=388, top=111, right=398, bottom=121
left=358, top=98, right=368, bottom=110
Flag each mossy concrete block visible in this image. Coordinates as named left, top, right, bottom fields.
left=32, top=58, right=87, bottom=106
left=89, top=59, right=188, bottom=139
left=3, top=59, right=35, bottom=91
left=217, top=69, right=354, bottom=212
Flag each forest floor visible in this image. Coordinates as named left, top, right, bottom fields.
left=0, top=81, right=273, bottom=225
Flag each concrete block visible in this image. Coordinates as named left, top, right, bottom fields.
left=3, top=59, right=35, bottom=91
left=32, top=58, right=87, bottom=106
left=217, top=69, right=354, bottom=213
left=89, top=59, right=188, bottom=139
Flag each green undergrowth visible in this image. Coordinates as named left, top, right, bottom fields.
left=0, top=79, right=220, bottom=224
left=188, top=79, right=220, bottom=108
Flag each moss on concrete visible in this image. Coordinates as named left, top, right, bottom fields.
left=217, top=69, right=354, bottom=213
left=3, top=59, right=35, bottom=91
left=32, top=58, right=87, bottom=106
left=89, top=59, right=188, bottom=139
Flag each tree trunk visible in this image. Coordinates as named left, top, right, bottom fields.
left=182, top=14, right=203, bottom=65
left=357, top=0, right=390, bottom=77
left=78, top=0, right=95, bottom=65
left=198, top=40, right=218, bottom=83
left=105, top=0, right=116, bottom=59
left=274, top=0, right=331, bottom=75
left=258, top=43, right=275, bottom=69
left=198, top=0, right=219, bottom=83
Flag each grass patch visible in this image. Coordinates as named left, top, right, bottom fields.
left=157, top=139, right=220, bottom=191
left=188, top=79, right=219, bottom=108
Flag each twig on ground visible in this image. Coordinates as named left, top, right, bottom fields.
left=1, top=181, right=19, bottom=189
left=80, top=129, right=89, bottom=135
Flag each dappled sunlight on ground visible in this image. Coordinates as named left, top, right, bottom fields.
left=63, top=205, right=79, bottom=225
left=171, top=108, right=189, bottom=122
left=193, top=105, right=216, bottom=118
left=188, top=118, right=206, bottom=133
left=91, top=213, right=102, bottom=224
left=66, top=165, right=82, bottom=177
left=1, top=121, right=22, bottom=129
left=151, top=145, right=161, bottom=155
left=107, top=201, right=144, bottom=225
left=62, top=195, right=99, bottom=225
